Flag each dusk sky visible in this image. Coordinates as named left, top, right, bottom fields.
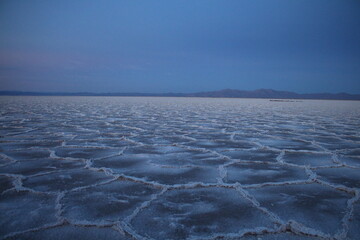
left=1, top=0, right=360, bottom=93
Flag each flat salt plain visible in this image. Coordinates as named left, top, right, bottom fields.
left=0, top=96, right=359, bottom=240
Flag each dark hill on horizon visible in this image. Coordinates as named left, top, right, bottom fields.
left=187, top=89, right=360, bottom=100
left=1, top=89, right=360, bottom=100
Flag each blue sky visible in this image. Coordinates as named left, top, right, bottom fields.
left=1, top=0, right=360, bottom=93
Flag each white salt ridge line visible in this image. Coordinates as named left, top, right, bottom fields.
left=343, top=162, right=360, bottom=169
left=120, top=124, right=146, bottom=132
left=57, top=145, right=118, bottom=149
left=27, top=170, right=63, bottom=179
left=167, top=182, right=233, bottom=190
left=230, top=132, right=236, bottom=141
left=337, top=163, right=360, bottom=170
left=177, top=135, right=197, bottom=141
left=84, top=149, right=126, bottom=176
left=116, top=174, right=165, bottom=189
left=310, top=140, right=354, bottom=169
left=334, top=189, right=360, bottom=240
left=149, top=162, right=196, bottom=169
left=305, top=166, right=318, bottom=181
left=250, top=141, right=283, bottom=152
left=0, top=153, right=17, bottom=164
left=310, top=165, right=344, bottom=170
left=220, top=146, right=261, bottom=152
left=86, top=165, right=117, bottom=178
left=49, top=150, right=60, bottom=159
left=49, top=150, right=85, bottom=162
left=51, top=146, right=124, bottom=163
left=243, top=180, right=312, bottom=190
left=0, top=173, right=42, bottom=195
left=283, top=220, right=333, bottom=239
left=120, top=222, right=149, bottom=240
left=67, top=219, right=117, bottom=228
left=234, top=184, right=284, bottom=225
left=0, top=161, right=17, bottom=168
left=332, top=153, right=342, bottom=165
left=86, top=169, right=321, bottom=193
left=74, top=126, right=100, bottom=134
left=339, top=148, right=360, bottom=156
left=109, top=223, right=127, bottom=237
left=314, top=179, right=356, bottom=195
left=275, top=150, right=285, bottom=163
left=5, top=128, right=38, bottom=136
left=70, top=178, right=117, bottom=192
left=312, top=140, right=329, bottom=152
left=217, top=164, right=227, bottom=184
left=216, top=159, right=243, bottom=184
left=280, top=149, right=331, bottom=154
left=175, top=143, right=232, bottom=161
left=54, top=192, right=65, bottom=222
left=121, top=137, right=145, bottom=146
left=124, top=188, right=168, bottom=224
left=332, top=154, right=360, bottom=169
left=90, top=147, right=127, bottom=161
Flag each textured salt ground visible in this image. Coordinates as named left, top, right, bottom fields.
left=0, top=175, right=13, bottom=193
left=282, top=152, right=335, bottom=167
left=0, top=97, right=359, bottom=240
left=221, top=149, right=280, bottom=163
left=131, top=188, right=275, bottom=239
left=246, top=183, right=351, bottom=236
left=0, top=158, right=84, bottom=176
left=315, top=167, right=360, bottom=189
left=61, top=181, right=160, bottom=224
left=5, top=225, right=131, bottom=240
left=225, top=162, right=308, bottom=185
left=347, top=201, right=360, bottom=240
left=0, top=191, right=58, bottom=237
left=22, top=168, right=113, bottom=192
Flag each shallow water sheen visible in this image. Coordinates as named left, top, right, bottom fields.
left=0, top=96, right=359, bottom=240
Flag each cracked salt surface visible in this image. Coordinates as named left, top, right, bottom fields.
left=0, top=97, right=359, bottom=240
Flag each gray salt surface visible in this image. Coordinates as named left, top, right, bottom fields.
left=0, top=96, right=359, bottom=240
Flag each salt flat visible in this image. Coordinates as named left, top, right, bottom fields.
left=0, top=96, right=359, bottom=240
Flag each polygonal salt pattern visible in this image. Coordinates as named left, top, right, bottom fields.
left=0, top=97, right=359, bottom=239
left=247, top=183, right=351, bottom=236
left=131, top=188, right=275, bottom=239
left=61, top=180, right=160, bottom=224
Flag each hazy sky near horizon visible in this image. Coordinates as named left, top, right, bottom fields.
left=1, top=0, right=360, bottom=93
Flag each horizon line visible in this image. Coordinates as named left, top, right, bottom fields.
left=1, top=88, right=360, bottom=101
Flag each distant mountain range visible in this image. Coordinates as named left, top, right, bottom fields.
left=1, top=89, right=360, bottom=100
